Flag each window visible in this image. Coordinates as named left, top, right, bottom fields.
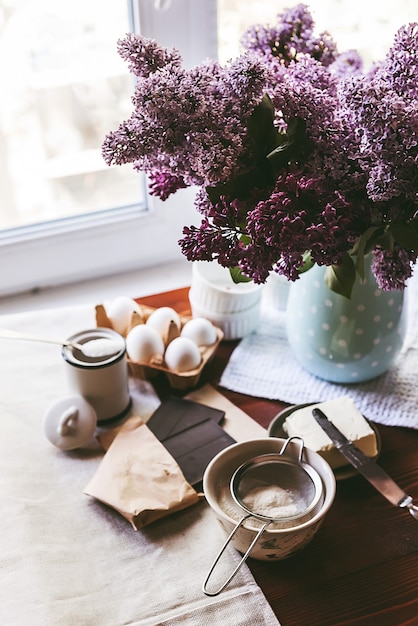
left=0, top=0, right=217, bottom=297
left=1, top=0, right=415, bottom=298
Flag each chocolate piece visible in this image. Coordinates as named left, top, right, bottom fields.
left=147, top=396, right=225, bottom=438
left=147, top=397, right=235, bottom=487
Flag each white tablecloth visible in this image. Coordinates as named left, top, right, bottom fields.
left=0, top=305, right=280, bottom=626
left=221, top=274, right=418, bottom=430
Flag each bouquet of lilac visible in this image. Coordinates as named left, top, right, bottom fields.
left=102, top=4, right=418, bottom=298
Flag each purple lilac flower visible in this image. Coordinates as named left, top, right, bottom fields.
left=103, top=39, right=268, bottom=189
left=329, top=50, right=363, bottom=78
left=340, top=23, right=418, bottom=212
left=148, top=171, right=187, bottom=201
left=241, top=3, right=338, bottom=67
left=243, top=172, right=358, bottom=281
left=383, top=22, right=418, bottom=97
left=103, top=9, right=418, bottom=292
left=180, top=220, right=242, bottom=267
left=372, top=245, right=417, bottom=290
left=267, top=55, right=369, bottom=206
left=181, top=171, right=361, bottom=285
left=116, top=33, right=181, bottom=78
left=101, top=119, right=147, bottom=166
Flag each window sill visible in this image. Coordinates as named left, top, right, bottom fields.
left=0, top=258, right=192, bottom=315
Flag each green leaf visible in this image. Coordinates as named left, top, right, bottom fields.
left=353, top=226, right=380, bottom=279
left=266, top=117, right=306, bottom=174
left=375, top=229, right=394, bottom=252
left=286, top=116, right=306, bottom=142
left=229, top=266, right=252, bottom=284
left=324, top=254, right=356, bottom=299
left=391, top=222, right=418, bottom=251
left=247, top=94, right=277, bottom=157
left=205, top=164, right=272, bottom=204
left=239, top=233, right=252, bottom=246
left=206, top=109, right=306, bottom=206
left=297, top=251, right=314, bottom=273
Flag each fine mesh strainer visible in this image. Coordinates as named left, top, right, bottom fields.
left=203, top=437, right=324, bottom=596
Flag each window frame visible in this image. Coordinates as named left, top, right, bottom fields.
left=0, top=0, right=218, bottom=298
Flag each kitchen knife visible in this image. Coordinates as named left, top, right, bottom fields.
left=312, top=408, right=418, bottom=521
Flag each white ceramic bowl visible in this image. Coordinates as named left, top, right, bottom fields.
left=191, top=262, right=263, bottom=314
left=189, top=290, right=261, bottom=340
left=203, top=438, right=336, bottom=561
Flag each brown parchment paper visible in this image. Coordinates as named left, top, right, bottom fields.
left=84, top=416, right=200, bottom=529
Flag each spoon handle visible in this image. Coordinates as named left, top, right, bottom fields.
left=0, top=328, right=81, bottom=350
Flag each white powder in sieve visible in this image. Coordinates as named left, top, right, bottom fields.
left=242, top=485, right=299, bottom=518
left=219, top=489, right=300, bottom=530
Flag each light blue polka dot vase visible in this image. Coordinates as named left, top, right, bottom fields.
left=286, top=259, right=407, bottom=383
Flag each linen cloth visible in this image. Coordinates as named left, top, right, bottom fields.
left=0, top=305, right=280, bottom=626
left=220, top=273, right=418, bottom=430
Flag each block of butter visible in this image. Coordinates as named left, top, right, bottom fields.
left=282, top=396, right=378, bottom=469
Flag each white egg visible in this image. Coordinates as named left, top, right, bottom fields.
left=107, top=297, right=142, bottom=335
left=146, top=307, right=181, bottom=336
left=126, top=325, right=165, bottom=363
left=164, top=336, right=202, bottom=372
left=181, top=317, right=217, bottom=346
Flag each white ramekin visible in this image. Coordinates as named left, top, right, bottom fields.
left=191, top=262, right=263, bottom=314
left=188, top=289, right=261, bottom=340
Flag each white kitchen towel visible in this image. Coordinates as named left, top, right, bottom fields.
left=220, top=273, right=418, bottom=430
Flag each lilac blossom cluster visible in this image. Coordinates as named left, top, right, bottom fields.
left=102, top=4, right=418, bottom=294
left=102, top=39, right=268, bottom=192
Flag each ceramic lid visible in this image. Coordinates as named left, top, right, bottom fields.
left=43, top=395, right=97, bottom=450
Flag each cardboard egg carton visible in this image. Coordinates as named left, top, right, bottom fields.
left=95, top=304, right=223, bottom=390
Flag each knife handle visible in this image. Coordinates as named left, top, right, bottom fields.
left=407, top=503, right=418, bottom=521
left=400, top=495, right=418, bottom=521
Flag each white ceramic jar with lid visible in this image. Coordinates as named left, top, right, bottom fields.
left=61, top=328, right=130, bottom=423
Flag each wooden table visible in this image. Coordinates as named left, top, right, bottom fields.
left=137, top=287, right=418, bottom=626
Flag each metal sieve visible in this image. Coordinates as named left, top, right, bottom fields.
left=231, top=449, right=323, bottom=524
left=203, top=437, right=324, bottom=596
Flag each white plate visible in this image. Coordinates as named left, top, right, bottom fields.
left=268, top=403, right=381, bottom=480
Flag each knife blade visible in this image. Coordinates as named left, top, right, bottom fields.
left=312, top=408, right=418, bottom=521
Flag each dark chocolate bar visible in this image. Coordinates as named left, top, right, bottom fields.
left=146, top=397, right=235, bottom=487
left=146, top=396, right=225, bottom=439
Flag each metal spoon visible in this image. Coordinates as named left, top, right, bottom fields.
left=0, top=328, right=120, bottom=358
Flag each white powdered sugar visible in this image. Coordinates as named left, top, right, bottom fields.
left=81, top=338, right=122, bottom=358
left=242, top=485, right=299, bottom=518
